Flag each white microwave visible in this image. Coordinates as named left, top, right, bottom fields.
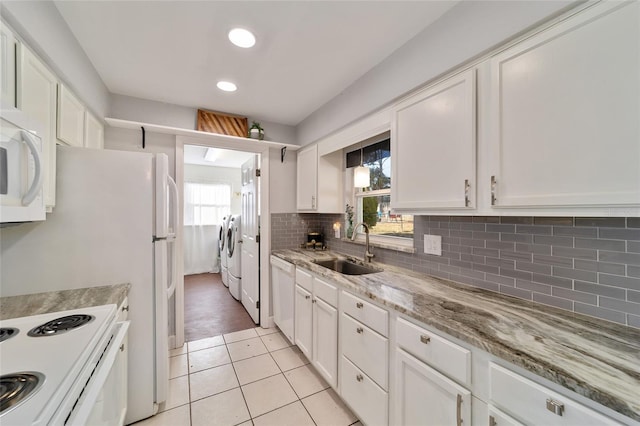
left=0, top=114, right=45, bottom=224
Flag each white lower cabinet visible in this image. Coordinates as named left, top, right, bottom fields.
left=488, top=404, right=524, bottom=426
left=339, top=291, right=389, bottom=425
left=293, top=268, right=338, bottom=389
left=294, top=284, right=313, bottom=359
left=394, top=348, right=471, bottom=426
left=489, top=363, right=621, bottom=425
left=312, top=294, right=338, bottom=388
left=341, top=356, right=388, bottom=426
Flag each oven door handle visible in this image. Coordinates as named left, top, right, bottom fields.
left=66, top=321, right=130, bottom=426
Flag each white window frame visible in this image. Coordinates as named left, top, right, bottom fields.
left=183, top=181, right=231, bottom=226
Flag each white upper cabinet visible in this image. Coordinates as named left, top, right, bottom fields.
left=392, top=69, right=476, bottom=211
left=296, top=144, right=343, bottom=212
left=488, top=1, right=640, bottom=209
left=84, top=110, right=104, bottom=149
left=57, top=84, right=86, bottom=147
left=18, top=45, right=58, bottom=210
left=0, top=24, right=17, bottom=109
left=296, top=144, right=318, bottom=210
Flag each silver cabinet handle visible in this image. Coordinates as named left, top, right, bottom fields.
left=119, top=344, right=125, bottom=352
left=312, top=299, right=316, bottom=304
left=356, top=302, right=363, bottom=309
left=305, top=295, right=310, bottom=300
left=456, top=394, right=463, bottom=426
left=356, top=327, right=364, bottom=334
left=491, top=175, right=497, bottom=206
left=489, top=415, right=497, bottom=426
left=464, top=179, right=470, bottom=207
left=311, top=195, right=316, bottom=209
left=546, top=399, right=565, bottom=416
left=356, top=374, right=363, bottom=382
left=122, top=305, right=129, bottom=312
left=420, top=335, right=431, bottom=344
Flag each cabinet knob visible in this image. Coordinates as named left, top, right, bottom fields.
left=420, top=334, right=431, bottom=344
left=356, top=302, right=363, bottom=309
left=122, top=305, right=129, bottom=312
left=546, top=398, right=565, bottom=416
left=119, top=344, right=125, bottom=352
left=356, top=327, right=364, bottom=334
left=305, top=295, right=310, bottom=300
left=356, top=374, right=363, bottom=382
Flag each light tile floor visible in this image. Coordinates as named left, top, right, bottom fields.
left=135, top=326, right=361, bottom=426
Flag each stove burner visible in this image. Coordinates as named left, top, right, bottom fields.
left=0, top=328, right=19, bottom=343
left=0, top=372, right=44, bottom=415
left=27, top=314, right=94, bottom=337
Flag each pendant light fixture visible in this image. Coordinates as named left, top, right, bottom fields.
left=353, top=144, right=370, bottom=188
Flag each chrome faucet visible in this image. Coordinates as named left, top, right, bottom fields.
left=351, top=222, right=374, bottom=262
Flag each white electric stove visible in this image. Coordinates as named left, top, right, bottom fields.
left=0, top=304, right=128, bottom=425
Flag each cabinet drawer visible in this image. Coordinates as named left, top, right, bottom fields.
left=341, top=313, right=388, bottom=390
left=295, top=268, right=313, bottom=291
left=488, top=405, right=524, bottom=426
left=489, top=363, right=620, bottom=425
left=341, top=356, right=388, bottom=426
left=314, top=277, right=337, bottom=307
left=396, top=317, right=470, bottom=386
left=341, top=291, right=388, bottom=336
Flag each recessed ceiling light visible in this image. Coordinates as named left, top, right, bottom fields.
left=217, top=81, right=237, bottom=92
left=228, top=28, right=256, bottom=48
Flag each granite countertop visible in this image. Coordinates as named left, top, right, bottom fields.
left=272, top=249, right=640, bottom=421
left=0, top=283, right=130, bottom=320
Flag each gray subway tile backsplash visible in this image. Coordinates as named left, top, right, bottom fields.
left=271, top=213, right=640, bottom=329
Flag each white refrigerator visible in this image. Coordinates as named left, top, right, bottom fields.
left=0, top=146, right=178, bottom=424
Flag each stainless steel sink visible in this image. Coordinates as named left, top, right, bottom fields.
left=312, top=258, right=382, bottom=275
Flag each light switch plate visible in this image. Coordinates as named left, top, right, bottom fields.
left=424, top=234, right=442, bottom=256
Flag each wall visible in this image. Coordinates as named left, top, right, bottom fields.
left=268, top=147, right=297, bottom=214
left=295, top=0, right=578, bottom=146
left=104, top=126, right=176, bottom=178
left=1, top=1, right=109, bottom=118
left=272, top=213, right=640, bottom=329
left=184, top=164, right=242, bottom=215
left=110, top=94, right=298, bottom=145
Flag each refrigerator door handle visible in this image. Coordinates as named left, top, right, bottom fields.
left=167, top=176, right=178, bottom=238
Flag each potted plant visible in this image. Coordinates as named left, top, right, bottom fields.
left=248, top=121, right=264, bottom=140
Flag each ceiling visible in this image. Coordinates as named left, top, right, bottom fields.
left=54, top=1, right=457, bottom=126
left=184, top=145, right=255, bottom=168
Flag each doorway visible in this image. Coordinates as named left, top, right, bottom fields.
left=182, top=144, right=259, bottom=342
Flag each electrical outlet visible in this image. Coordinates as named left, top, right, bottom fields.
left=424, top=234, right=442, bottom=256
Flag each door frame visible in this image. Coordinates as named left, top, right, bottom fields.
left=174, top=135, right=274, bottom=348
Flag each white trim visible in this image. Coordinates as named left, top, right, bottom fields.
left=174, top=142, right=185, bottom=348
left=175, top=134, right=273, bottom=332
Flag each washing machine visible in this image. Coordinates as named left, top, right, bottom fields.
left=219, top=215, right=231, bottom=287
left=227, top=215, right=242, bottom=300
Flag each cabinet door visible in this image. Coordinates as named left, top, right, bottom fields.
left=296, top=144, right=318, bottom=210
left=488, top=1, right=640, bottom=208
left=84, top=110, right=104, bottom=149
left=394, top=348, right=471, bottom=426
left=57, top=84, right=85, bottom=147
left=0, top=24, right=17, bottom=109
left=294, top=284, right=313, bottom=360
left=19, top=46, right=58, bottom=210
left=312, top=296, right=338, bottom=389
left=392, top=69, right=476, bottom=210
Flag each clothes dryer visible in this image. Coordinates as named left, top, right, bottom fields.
left=219, top=215, right=231, bottom=287
left=227, top=215, right=242, bottom=300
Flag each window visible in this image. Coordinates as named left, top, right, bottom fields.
left=346, top=137, right=413, bottom=242
left=184, top=182, right=231, bottom=226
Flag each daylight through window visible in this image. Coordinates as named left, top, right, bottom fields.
left=184, top=182, right=231, bottom=226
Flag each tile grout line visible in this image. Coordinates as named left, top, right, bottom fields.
left=226, top=338, right=254, bottom=424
